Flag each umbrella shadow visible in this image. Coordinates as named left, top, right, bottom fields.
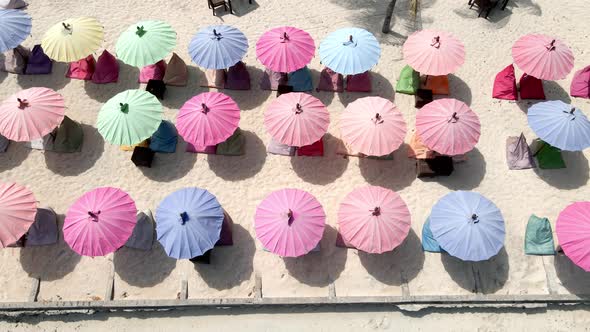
left=0, top=142, right=31, bottom=173
left=421, top=148, right=487, bottom=190
left=19, top=214, right=81, bottom=281
left=359, top=143, right=416, bottom=191
left=160, top=66, right=204, bottom=110
left=193, top=224, right=255, bottom=290
left=290, top=134, right=349, bottom=185
left=553, top=253, right=590, bottom=296
left=533, top=151, right=589, bottom=190
left=448, top=74, right=472, bottom=105
left=83, top=62, right=140, bottom=103
left=0, top=59, right=7, bottom=84
left=357, top=229, right=424, bottom=285
left=222, top=65, right=271, bottom=111
left=337, top=71, right=395, bottom=107
left=113, top=241, right=177, bottom=288
left=44, top=124, right=105, bottom=176
left=139, top=141, right=197, bottom=182
left=16, top=62, right=71, bottom=91
left=206, top=130, right=266, bottom=181
left=441, top=248, right=509, bottom=294
left=283, top=226, right=348, bottom=287
left=229, top=0, right=260, bottom=17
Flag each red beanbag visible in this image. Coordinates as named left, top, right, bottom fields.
left=519, top=73, right=546, bottom=100
left=492, top=64, right=518, bottom=100
left=297, top=138, right=324, bottom=157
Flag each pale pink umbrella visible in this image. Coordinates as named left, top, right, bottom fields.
left=255, top=188, right=325, bottom=257
left=556, top=201, right=590, bottom=272
left=338, top=186, right=411, bottom=254
left=177, top=92, right=240, bottom=148
left=416, top=98, right=480, bottom=156
left=339, top=96, right=407, bottom=156
left=512, top=34, right=574, bottom=81
left=0, top=182, right=37, bottom=248
left=256, top=26, right=315, bottom=73
left=403, top=29, right=465, bottom=76
left=264, top=92, right=329, bottom=147
left=64, top=187, right=137, bottom=257
left=0, top=87, right=65, bottom=142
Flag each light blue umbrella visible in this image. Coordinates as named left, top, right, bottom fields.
left=528, top=100, right=590, bottom=151
left=0, top=9, right=31, bottom=53
left=319, top=27, right=381, bottom=75
left=188, top=25, right=248, bottom=69
left=429, top=191, right=505, bottom=262
left=156, top=188, right=224, bottom=260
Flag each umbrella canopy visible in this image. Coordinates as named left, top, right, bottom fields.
left=177, top=92, right=240, bottom=148
left=0, top=87, right=65, bottom=142
left=319, top=27, right=381, bottom=75
left=430, top=191, right=505, bottom=261
left=41, top=17, right=103, bottom=62
left=339, top=96, right=406, bottom=156
left=0, top=9, right=31, bottom=53
left=0, top=182, right=37, bottom=248
left=189, top=25, right=248, bottom=69
left=97, top=89, right=162, bottom=146
left=403, top=29, right=465, bottom=76
left=256, top=26, right=315, bottom=73
left=556, top=202, right=590, bottom=272
left=63, top=187, right=137, bottom=257
left=512, top=34, right=574, bottom=81
left=527, top=100, right=590, bottom=151
left=264, top=92, right=329, bottom=147
left=116, top=20, right=176, bottom=67
left=156, top=188, right=224, bottom=260
left=255, top=188, right=325, bottom=257
left=337, top=186, right=411, bottom=254
left=416, top=98, right=480, bottom=155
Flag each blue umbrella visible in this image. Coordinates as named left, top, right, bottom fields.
left=429, top=191, right=505, bottom=262
left=156, top=188, right=224, bottom=259
left=188, top=25, right=248, bottom=69
left=319, top=27, right=381, bottom=75
left=528, top=100, right=590, bottom=151
left=0, top=9, right=31, bottom=53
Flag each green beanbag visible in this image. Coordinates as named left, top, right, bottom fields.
left=216, top=128, right=245, bottom=156
left=524, top=214, right=555, bottom=255
left=396, top=65, right=420, bottom=95
left=532, top=140, right=565, bottom=169
left=53, top=116, right=83, bottom=153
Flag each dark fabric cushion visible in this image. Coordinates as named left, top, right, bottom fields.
left=297, top=138, right=324, bottom=157
left=415, top=89, right=433, bottom=108
left=146, top=79, right=166, bottom=99
left=277, top=84, right=293, bottom=97
left=131, top=146, right=154, bottom=167
left=215, top=211, right=234, bottom=246
left=190, top=249, right=211, bottom=264
left=225, top=61, right=251, bottom=90
left=417, top=157, right=454, bottom=177
left=493, top=64, right=518, bottom=100
left=346, top=71, right=372, bottom=92
left=316, top=67, right=344, bottom=92
left=24, top=45, right=52, bottom=75
left=519, top=73, right=546, bottom=100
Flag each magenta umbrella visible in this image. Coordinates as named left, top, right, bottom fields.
left=512, top=34, right=574, bottom=81
left=0, top=182, right=37, bottom=248
left=416, top=98, right=480, bottom=156
left=556, top=202, right=590, bottom=271
left=338, top=186, right=411, bottom=254
left=64, top=187, right=137, bottom=257
left=256, top=26, right=315, bottom=73
left=264, top=92, right=329, bottom=147
left=255, top=188, right=326, bottom=257
left=177, top=92, right=240, bottom=148
left=403, top=29, right=465, bottom=76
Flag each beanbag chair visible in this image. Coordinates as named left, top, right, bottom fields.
left=146, top=79, right=166, bottom=99
left=260, top=68, right=287, bottom=91
left=163, top=53, right=188, bottom=87
left=131, top=146, right=154, bottom=168
left=189, top=249, right=211, bottom=264
left=297, top=137, right=324, bottom=157
left=267, top=138, right=295, bottom=156
left=570, top=65, right=590, bottom=99
left=1, top=45, right=29, bottom=74
left=24, top=45, right=52, bottom=75
left=92, top=50, right=119, bottom=84
left=421, top=75, right=449, bottom=95
left=524, top=214, right=555, bottom=255
left=216, top=211, right=234, bottom=246
left=396, top=65, right=420, bottom=95
left=125, top=210, right=155, bottom=251
left=216, top=128, right=245, bottom=156
left=493, top=64, right=518, bottom=100
left=149, top=120, right=177, bottom=153
left=186, top=143, right=216, bottom=154
left=277, top=84, right=293, bottom=96
left=288, top=66, right=313, bottom=92
left=316, top=67, right=344, bottom=92
left=120, top=140, right=149, bottom=151
left=53, top=116, right=83, bottom=153
left=139, top=60, right=166, bottom=83
left=408, top=130, right=435, bottom=159
left=417, top=157, right=454, bottom=177
left=225, top=61, right=251, bottom=90
left=0, top=135, right=9, bottom=152
left=346, top=71, right=372, bottom=92
left=414, top=89, right=433, bottom=108
left=66, top=55, right=95, bottom=80
left=519, top=73, right=545, bottom=100
left=531, top=139, right=565, bottom=169
left=421, top=217, right=441, bottom=253
left=506, top=133, right=535, bottom=170
left=0, top=0, right=27, bottom=8
left=25, top=207, right=58, bottom=247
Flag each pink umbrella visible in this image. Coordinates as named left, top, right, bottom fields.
left=0, top=87, right=65, bottom=142
left=255, top=188, right=325, bottom=257
left=403, top=29, right=465, bottom=76
left=556, top=202, right=590, bottom=272
left=0, top=182, right=37, bottom=248
left=512, top=34, right=574, bottom=81
left=64, top=187, right=137, bottom=257
left=416, top=98, right=480, bottom=156
left=177, top=92, right=240, bottom=148
left=339, top=96, right=407, bottom=156
left=256, top=26, right=315, bottom=73
left=338, top=186, right=411, bottom=254
left=264, top=92, right=329, bottom=147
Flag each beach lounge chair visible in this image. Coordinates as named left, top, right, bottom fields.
left=25, top=207, right=58, bottom=247
left=287, top=66, right=313, bottom=92
left=421, top=75, right=449, bottom=95
left=414, top=89, right=433, bottom=108
left=163, top=53, right=188, bottom=87
left=0, top=135, right=9, bottom=152
left=186, top=143, right=217, bottom=154
left=131, top=146, right=155, bottom=168
left=345, top=71, right=372, bottom=92
left=407, top=130, right=435, bottom=159
left=316, top=67, right=344, bottom=92
left=267, top=138, right=296, bottom=156
left=0, top=0, right=27, bottom=8
left=24, top=45, right=52, bottom=75
left=139, top=60, right=166, bottom=83
left=92, top=50, right=119, bottom=84
left=224, top=61, right=251, bottom=90
left=524, top=214, right=555, bottom=255
left=208, top=0, right=228, bottom=16
left=201, top=68, right=226, bottom=88
left=216, top=211, right=234, bottom=246
left=1, top=45, right=29, bottom=74
left=570, top=65, right=590, bottom=99
left=146, top=79, right=166, bottom=99
left=519, top=73, right=546, bottom=100
left=416, top=156, right=454, bottom=177
left=53, top=116, right=83, bottom=153
left=216, top=127, right=245, bottom=156
left=530, top=139, right=565, bottom=169
left=190, top=249, right=212, bottom=264
left=396, top=65, right=420, bottom=95
left=260, top=68, right=288, bottom=91
left=125, top=210, right=155, bottom=251
left=493, top=64, right=518, bottom=100
left=506, top=133, right=535, bottom=170
left=297, top=137, right=324, bottom=157
left=149, top=120, right=177, bottom=153
left=469, top=0, right=498, bottom=18
left=66, top=55, right=95, bottom=80
left=421, top=217, right=441, bottom=252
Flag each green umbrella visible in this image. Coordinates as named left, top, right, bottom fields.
left=97, top=90, right=163, bottom=146
left=115, top=20, right=176, bottom=67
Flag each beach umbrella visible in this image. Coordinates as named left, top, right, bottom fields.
left=115, top=20, right=176, bottom=67
left=319, top=27, right=381, bottom=75
left=188, top=25, right=248, bottom=69
left=556, top=202, right=590, bottom=272
left=255, top=188, right=325, bottom=257
left=41, top=17, right=103, bottom=62
left=430, top=191, right=505, bottom=261
left=256, top=26, right=315, bottom=73
left=264, top=92, right=329, bottom=147
left=512, top=34, right=574, bottom=80
left=0, top=9, right=31, bottom=53
left=416, top=98, right=480, bottom=156
left=97, top=89, right=163, bottom=146
left=0, top=182, right=37, bottom=248
left=63, top=187, right=137, bottom=257
left=337, top=186, right=411, bottom=254
left=0, top=87, right=65, bottom=142
left=527, top=100, right=590, bottom=151
left=339, top=96, right=406, bottom=156
left=156, top=188, right=224, bottom=260
left=403, top=29, right=465, bottom=76
left=177, top=92, right=240, bottom=148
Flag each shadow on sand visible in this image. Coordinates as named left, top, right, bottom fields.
left=441, top=248, right=509, bottom=294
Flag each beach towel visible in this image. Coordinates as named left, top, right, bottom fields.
left=396, top=65, right=420, bottom=95
left=225, top=61, right=251, bottom=90
left=506, top=133, right=535, bottom=170
left=260, top=68, right=287, bottom=91
left=201, top=68, right=226, bottom=88
left=519, top=73, right=546, bottom=100
left=417, top=156, right=454, bottom=177
left=149, top=120, right=177, bottom=153
left=216, top=127, right=245, bottom=156
left=139, top=60, right=166, bottom=83
left=570, top=65, right=590, bottom=99
left=297, top=137, right=324, bottom=157
left=346, top=71, right=372, bottom=92
left=267, top=138, right=295, bottom=156
left=493, top=64, right=518, bottom=100
left=216, top=211, right=234, bottom=246
left=408, top=130, right=435, bottom=159
left=146, top=79, right=166, bottom=99
left=524, top=214, right=555, bottom=255
left=120, top=140, right=149, bottom=151
left=25, top=207, right=58, bottom=247
left=131, top=146, right=154, bottom=167
left=25, top=131, right=55, bottom=151
left=531, top=139, right=565, bottom=169
left=288, top=66, right=313, bottom=92
left=125, top=210, right=155, bottom=251
left=1, top=45, right=29, bottom=74
left=92, top=50, right=119, bottom=84
left=316, top=67, right=344, bottom=92
left=186, top=143, right=217, bottom=154
left=422, top=217, right=441, bottom=252
left=415, top=89, right=433, bottom=108
left=421, top=75, right=449, bottom=95
left=163, top=53, right=188, bottom=87
left=24, top=45, right=52, bottom=75
left=53, top=116, right=83, bottom=153
left=0, top=135, right=9, bottom=152
left=66, top=55, right=95, bottom=80
left=0, top=0, right=27, bottom=8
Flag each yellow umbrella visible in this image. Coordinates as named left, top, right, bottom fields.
left=41, top=17, right=104, bottom=62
